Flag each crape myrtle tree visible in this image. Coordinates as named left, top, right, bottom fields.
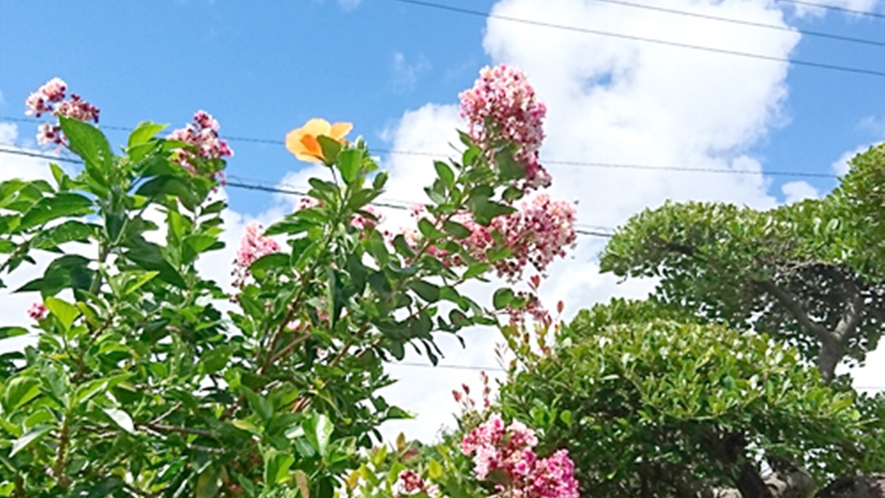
left=598, top=144, right=885, bottom=384
left=0, top=67, right=579, bottom=497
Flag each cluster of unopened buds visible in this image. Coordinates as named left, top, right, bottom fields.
left=461, top=414, right=579, bottom=498
left=459, top=65, right=550, bottom=192
left=396, top=469, right=440, bottom=497
left=25, top=77, right=100, bottom=146
left=167, top=110, right=233, bottom=181
left=28, top=303, right=48, bottom=321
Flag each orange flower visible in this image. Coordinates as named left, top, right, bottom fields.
left=285, top=118, right=353, bottom=163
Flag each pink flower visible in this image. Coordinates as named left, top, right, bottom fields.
left=462, top=193, right=577, bottom=282
left=351, top=205, right=382, bottom=232
left=525, top=450, right=580, bottom=498
left=459, top=65, right=550, bottom=191
left=167, top=110, right=233, bottom=178
left=28, top=303, right=48, bottom=321
left=233, top=221, right=281, bottom=287
left=461, top=414, right=580, bottom=498
left=236, top=221, right=280, bottom=268
left=25, top=78, right=99, bottom=146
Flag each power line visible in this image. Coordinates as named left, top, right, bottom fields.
left=0, top=148, right=617, bottom=238
left=591, top=0, right=885, bottom=48
left=0, top=117, right=840, bottom=179
left=387, top=0, right=885, bottom=78
left=776, top=0, right=885, bottom=20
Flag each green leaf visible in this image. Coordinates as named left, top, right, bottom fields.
left=60, top=117, right=114, bottom=175
left=49, top=163, right=68, bottom=188
left=195, top=465, right=222, bottom=498
left=393, top=234, right=415, bottom=258
left=248, top=252, right=289, bottom=273
left=434, top=161, right=455, bottom=188
left=0, top=327, right=27, bottom=340
left=19, top=193, right=93, bottom=231
left=123, top=243, right=186, bottom=288
left=103, top=407, right=135, bottom=434
left=338, top=149, right=364, bottom=184
left=443, top=220, right=472, bottom=239
left=463, top=263, right=490, bottom=280
left=304, top=413, right=334, bottom=457
left=2, top=376, right=40, bottom=412
left=428, top=459, right=444, bottom=479
left=200, top=345, right=233, bottom=375
left=494, top=147, right=525, bottom=180
left=418, top=219, right=445, bottom=240
left=264, top=451, right=295, bottom=486
left=243, top=387, right=273, bottom=423
left=123, top=271, right=159, bottom=296
left=9, top=424, right=52, bottom=457
left=373, top=171, right=389, bottom=190
left=31, top=220, right=96, bottom=250
left=410, top=280, right=440, bottom=303
left=317, top=136, right=342, bottom=165
left=128, top=121, right=167, bottom=148
left=45, top=296, right=80, bottom=331
left=493, top=288, right=515, bottom=310
left=135, top=176, right=200, bottom=208
left=468, top=197, right=516, bottom=226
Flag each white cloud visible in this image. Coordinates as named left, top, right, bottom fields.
left=831, top=144, right=870, bottom=176
left=781, top=180, right=819, bottom=203
left=785, top=0, right=880, bottom=17
left=390, top=52, right=432, bottom=94
left=338, top=0, right=361, bottom=11
left=0, top=123, right=17, bottom=145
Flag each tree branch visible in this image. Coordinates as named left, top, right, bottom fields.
left=756, top=280, right=832, bottom=345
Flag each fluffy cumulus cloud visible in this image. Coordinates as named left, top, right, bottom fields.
left=373, top=0, right=817, bottom=442
left=781, top=180, right=819, bottom=203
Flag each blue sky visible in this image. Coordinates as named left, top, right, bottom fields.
left=2, top=0, right=885, bottom=440
left=1, top=0, right=883, bottom=212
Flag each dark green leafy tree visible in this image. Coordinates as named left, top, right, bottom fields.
left=498, top=299, right=885, bottom=498
left=599, top=144, right=885, bottom=383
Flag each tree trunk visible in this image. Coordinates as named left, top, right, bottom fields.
left=816, top=475, right=885, bottom=498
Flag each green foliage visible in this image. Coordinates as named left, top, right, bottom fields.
left=498, top=300, right=881, bottom=497
left=0, top=113, right=530, bottom=496
left=599, top=147, right=885, bottom=377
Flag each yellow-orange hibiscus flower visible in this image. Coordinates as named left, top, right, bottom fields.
left=285, top=118, right=353, bottom=163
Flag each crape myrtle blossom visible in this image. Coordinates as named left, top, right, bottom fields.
left=459, top=65, right=550, bottom=192
left=167, top=110, right=233, bottom=181
left=461, top=414, right=579, bottom=498
left=25, top=77, right=100, bottom=146
left=232, top=221, right=281, bottom=287
left=407, top=195, right=577, bottom=282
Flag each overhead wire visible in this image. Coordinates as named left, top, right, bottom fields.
left=386, top=0, right=885, bottom=78
left=590, top=0, right=885, bottom=48
left=4, top=146, right=885, bottom=387
left=0, top=147, right=617, bottom=237
left=0, top=116, right=840, bottom=179
left=775, top=0, right=885, bottom=19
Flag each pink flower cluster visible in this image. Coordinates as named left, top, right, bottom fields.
left=233, top=221, right=281, bottom=286
left=461, top=414, right=579, bottom=498
left=167, top=110, right=233, bottom=178
left=25, top=78, right=100, bottom=146
left=463, top=193, right=577, bottom=282
left=396, top=469, right=439, bottom=497
left=28, top=303, right=48, bottom=321
left=459, top=65, right=550, bottom=191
